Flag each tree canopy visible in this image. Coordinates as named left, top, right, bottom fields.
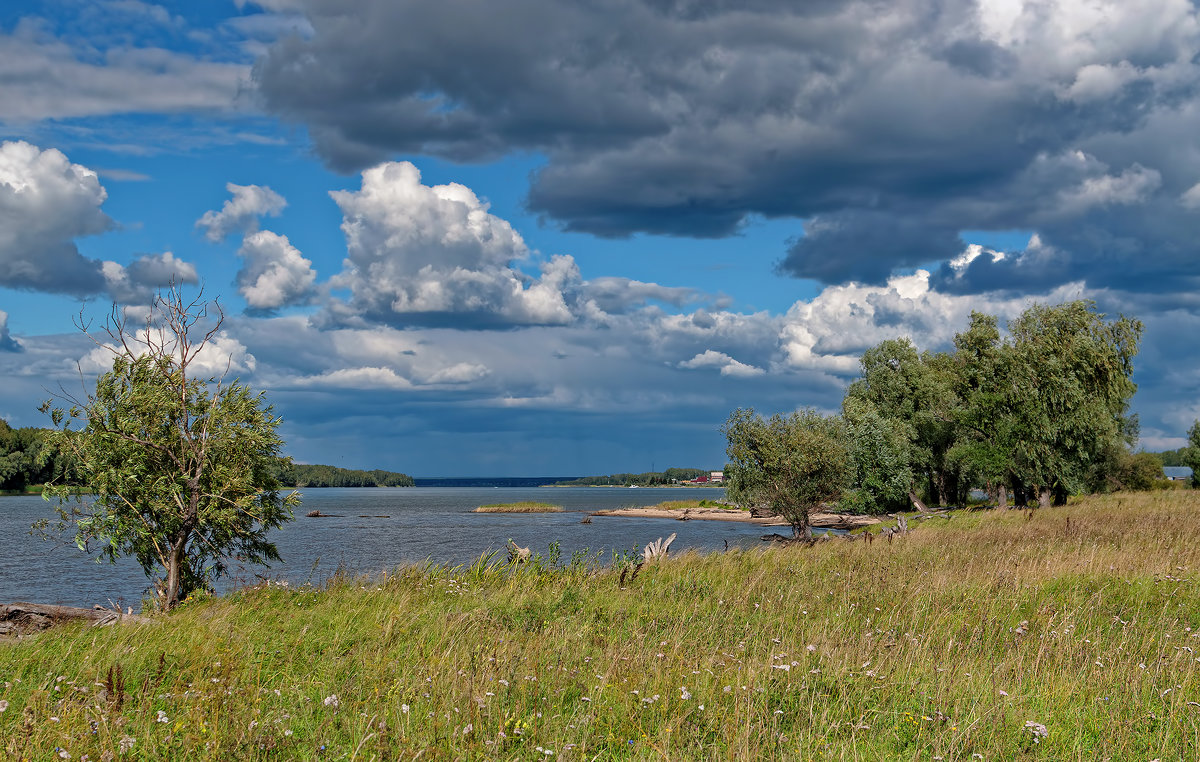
left=723, top=300, right=1147, bottom=520
left=41, top=288, right=299, bottom=610
left=722, top=407, right=848, bottom=538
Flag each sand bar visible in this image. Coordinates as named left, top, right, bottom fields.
left=588, top=506, right=881, bottom=529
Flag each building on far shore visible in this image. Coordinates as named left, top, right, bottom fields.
left=709, top=471, right=724, bottom=484
left=1164, top=466, right=1193, bottom=482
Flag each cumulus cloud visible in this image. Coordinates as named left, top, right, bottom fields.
left=255, top=0, right=1200, bottom=291
left=323, top=161, right=579, bottom=328
left=196, top=183, right=287, bottom=241
left=679, top=350, right=765, bottom=378
left=102, top=252, right=200, bottom=303
left=78, top=328, right=256, bottom=379
left=0, top=310, right=21, bottom=352
left=0, top=140, right=113, bottom=293
left=0, top=141, right=202, bottom=301
left=236, top=230, right=317, bottom=311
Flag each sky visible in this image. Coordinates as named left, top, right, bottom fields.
left=1, top=0, right=1199, bottom=476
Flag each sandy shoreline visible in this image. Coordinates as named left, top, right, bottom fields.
left=588, top=506, right=881, bottom=530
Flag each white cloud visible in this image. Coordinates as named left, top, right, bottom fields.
left=196, top=183, right=287, bottom=241
left=0, top=19, right=247, bottom=123
left=1057, top=163, right=1162, bottom=214
left=421, top=362, right=490, bottom=385
left=326, top=161, right=578, bottom=327
left=0, top=310, right=20, bottom=352
left=78, top=328, right=255, bottom=379
left=1180, top=181, right=1200, bottom=209
left=0, top=140, right=112, bottom=293
left=102, top=252, right=200, bottom=303
left=680, top=350, right=765, bottom=378
left=236, top=230, right=317, bottom=310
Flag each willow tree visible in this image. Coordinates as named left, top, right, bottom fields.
left=41, top=287, right=298, bottom=610
left=722, top=407, right=848, bottom=539
left=1002, top=301, right=1141, bottom=507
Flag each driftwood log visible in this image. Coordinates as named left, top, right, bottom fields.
left=507, top=539, right=531, bottom=564
left=642, top=533, right=676, bottom=563
left=0, top=602, right=151, bottom=638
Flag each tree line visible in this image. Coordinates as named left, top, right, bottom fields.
left=0, top=419, right=76, bottom=491
left=723, top=301, right=1193, bottom=538
left=277, top=463, right=414, bottom=488
left=554, top=468, right=710, bottom=487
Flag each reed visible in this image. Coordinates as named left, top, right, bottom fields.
left=474, top=501, right=564, bottom=513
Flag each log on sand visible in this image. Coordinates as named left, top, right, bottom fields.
left=0, top=602, right=152, bottom=638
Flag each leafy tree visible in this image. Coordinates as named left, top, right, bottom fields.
left=1186, top=421, right=1200, bottom=488
left=844, top=338, right=959, bottom=507
left=1003, top=301, right=1141, bottom=506
left=41, top=288, right=298, bottom=610
left=840, top=396, right=912, bottom=514
left=1113, top=452, right=1164, bottom=492
left=722, top=408, right=848, bottom=539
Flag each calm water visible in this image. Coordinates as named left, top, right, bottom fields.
left=0, top=487, right=793, bottom=609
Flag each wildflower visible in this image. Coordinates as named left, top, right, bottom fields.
left=807, top=644, right=817, bottom=652
left=155, top=711, right=170, bottom=724
left=119, top=735, right=135, bottom=753
left=998, top=689, right=1008, bottom=697
left=1024, top=721, right=1049, bottom=744
left=462, top=723, right=473, bottom=736
left=323, top=694, right=340, bottom=709
left=680, top=687, right=691, bottom=700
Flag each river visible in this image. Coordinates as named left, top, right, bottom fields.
left=0, top=486, right=795, bottom=609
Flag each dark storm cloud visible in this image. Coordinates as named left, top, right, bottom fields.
left=254, top=0, right=1200, bottom=290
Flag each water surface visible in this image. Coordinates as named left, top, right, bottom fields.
left=0, top=487, right=794, bottom=608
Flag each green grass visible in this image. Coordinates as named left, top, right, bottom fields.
left=2, top=491, right=1199, bottom=759
left=647, top=498, right=736, bottom=511
left=474, top=501, right=564, bottom=513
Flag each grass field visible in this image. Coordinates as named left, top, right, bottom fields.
left=474, top=502, right=564, bottom=513
left=2, top=491, right=1198, bottom=760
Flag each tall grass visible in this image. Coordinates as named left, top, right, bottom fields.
left=2, top=491, right=1198, bottom=759
left=474, top=502, right=564, bottom=513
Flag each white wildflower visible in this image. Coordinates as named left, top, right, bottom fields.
left=1024, top=721, right=1048, bottom=743
left=155, top=710, right=169, bottom=724
left=323, top=694, right=340, bottom=709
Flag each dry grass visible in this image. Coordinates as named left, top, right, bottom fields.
left=2, top=491, right=1198, bottom=760
left=474, top=501, right=564, bottom=513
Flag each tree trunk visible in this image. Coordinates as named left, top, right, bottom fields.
left=1037, top=486, right=1053, bottom=509
left=163, top=537, right=187, bottom=611
left=997, top=484, right=1008, bottom=510
left=908, top=491, right=930, bottom=513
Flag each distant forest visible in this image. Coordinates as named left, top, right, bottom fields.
left=0, top=418, right=412, bottom=491
left=555, top=468, right=710, bottom=487
left=277, top=463, right=414, bottom=488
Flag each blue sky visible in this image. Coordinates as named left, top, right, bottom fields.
left=2, top=0, right=1199, bottom=475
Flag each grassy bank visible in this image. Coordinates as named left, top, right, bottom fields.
left=648, top=499, right=737, bottom=511
left=2, top=492, right=1198, bottom=759
left=474, top=501, right=564, bottom=513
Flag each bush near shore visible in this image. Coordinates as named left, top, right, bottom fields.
left=474, top=501, right=564, bottom=513
left=2, top=491, right=1198, bottom=760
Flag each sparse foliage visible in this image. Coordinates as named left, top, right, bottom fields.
left=40, top=286, right=298, bottom=610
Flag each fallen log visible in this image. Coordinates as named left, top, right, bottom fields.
left=0, top=602, right=152, bottom=638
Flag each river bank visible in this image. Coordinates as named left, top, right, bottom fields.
left=2, top=491, right=1195, bottom=759
left=589, top=504, right=882, bottom=530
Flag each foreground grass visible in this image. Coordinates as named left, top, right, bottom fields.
left=2, top=492, right=1199, bottom=760
left=474, top=502, right=564, bottom=513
